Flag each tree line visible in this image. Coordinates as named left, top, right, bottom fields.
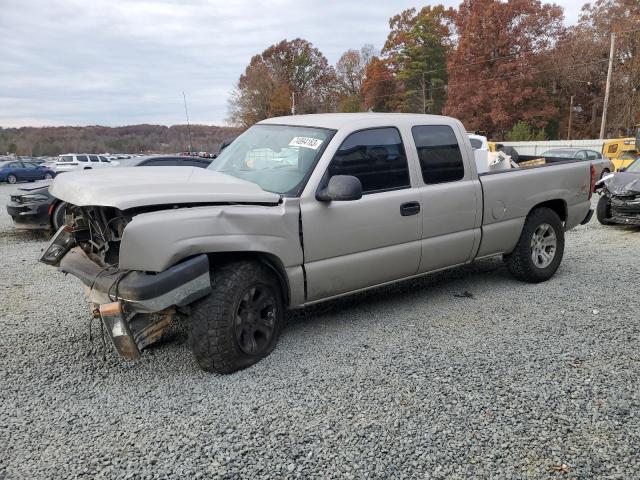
left=0, top=124, right=240, bottom=157
left=228, top=0, right=639, bottom=141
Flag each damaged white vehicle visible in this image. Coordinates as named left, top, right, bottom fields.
left=41, top=113, right=594, bottom=373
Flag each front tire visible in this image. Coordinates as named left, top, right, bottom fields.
left=7, top=174, right=17, bottom=184
left=596, top=195, right=612, bottom=225
left=505, top=207, right=565, bottom=283
left=189, top=261, right=283, bottom=374
left=51, top=202, right=67, bottom=230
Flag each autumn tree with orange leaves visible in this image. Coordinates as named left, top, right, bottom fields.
left=362, top=57, right=398, bottom=112
left=228, top=39, right=336, bottom=128
left=443, top=0, right=565, bottom=138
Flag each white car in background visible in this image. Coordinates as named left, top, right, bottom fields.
left=54, top=154, right=117, bottom=173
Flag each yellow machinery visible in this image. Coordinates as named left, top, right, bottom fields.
left=603, top=125, right=640, bottom=171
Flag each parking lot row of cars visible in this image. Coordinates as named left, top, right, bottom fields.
left=5, top=154, right=214, bottom=230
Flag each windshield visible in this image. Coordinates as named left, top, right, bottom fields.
left=627, top=158, right=640, bottom=173
left=208, top=124, right=334, bottom=195
left=541, top=150, right=576, bottom=158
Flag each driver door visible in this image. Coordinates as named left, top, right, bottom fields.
left=300, top=127, right=422, bottom=302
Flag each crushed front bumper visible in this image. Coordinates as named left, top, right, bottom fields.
left=609, top=197, right=640, bottom=225
left=48, top=245, right=211, bottom=359
left=58, top=247, right=211, bottom=312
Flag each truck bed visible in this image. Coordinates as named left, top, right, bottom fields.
left=475, top=160, right=591, bottom=259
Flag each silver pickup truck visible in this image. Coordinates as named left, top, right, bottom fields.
left=41, top=113, right=594, bottom=373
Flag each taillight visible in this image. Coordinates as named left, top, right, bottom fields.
left=589, top=164, right=596, bottom=199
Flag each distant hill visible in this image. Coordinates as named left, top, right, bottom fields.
left=0, top=124, right=242, bottom=156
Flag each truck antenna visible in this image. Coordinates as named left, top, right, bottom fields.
left=182, top=91, right=194, bottom=153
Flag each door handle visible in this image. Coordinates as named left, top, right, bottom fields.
left=400, top=201, right=421, bottom=216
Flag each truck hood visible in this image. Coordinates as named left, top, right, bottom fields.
left=49, top=167, right=281, bottom=210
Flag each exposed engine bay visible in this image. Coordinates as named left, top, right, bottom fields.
left=67, top=205, right=132, bottom=267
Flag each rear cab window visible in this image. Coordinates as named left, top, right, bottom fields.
left=411, top=125, right=465, bottom=184
left=326, top=127, right=410, bottom=194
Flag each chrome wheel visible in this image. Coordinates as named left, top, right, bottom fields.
left=234, top=286, right=277, bottom=355
left=530, top=223, right=556, bottom=268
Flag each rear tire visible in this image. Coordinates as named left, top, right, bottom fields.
left=44, top=173, right=54, bottom=180
left=505, top=207, right=565, bottom=283
left=600, top=169, right=610, bottom=179
left=596, top=195, right=612, bottom=225
left=7, top=174, right=17, bottom=184
left=189, top=261, right=283, bottom=374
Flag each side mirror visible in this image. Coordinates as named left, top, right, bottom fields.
left=316, top=175, right=363, bottom=202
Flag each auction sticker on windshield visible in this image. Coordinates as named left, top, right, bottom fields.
left=289, top=137, right=323, bottom=150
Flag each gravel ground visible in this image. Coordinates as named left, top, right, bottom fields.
left=1, top=180, right=640, bottom=479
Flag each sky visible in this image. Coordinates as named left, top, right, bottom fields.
left=0, top=0, right=587, bottom=128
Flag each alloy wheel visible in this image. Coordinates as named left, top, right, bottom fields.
left=234, top=286, right=277, bottom=355
left=530, top=223, right=556, bottom=268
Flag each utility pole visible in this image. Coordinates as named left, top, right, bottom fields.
left=421, top=73, right=426, bottom=114
left=567, top=95, right=574, bottom=140
left=599, top=32, right=616, bottom=140
left=182, top=91, right=193, bottom=153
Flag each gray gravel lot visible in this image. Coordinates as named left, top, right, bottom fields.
left=1, top=180, right=640, bottom=479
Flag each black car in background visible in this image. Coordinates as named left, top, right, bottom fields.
left=116, top=155, right=213, bottom=168
left=6, top=155, right=213, bottom=230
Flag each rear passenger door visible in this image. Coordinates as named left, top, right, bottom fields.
left=301, top=127, right=422, bottom=301
left=409, top=125, right=481, bottom=272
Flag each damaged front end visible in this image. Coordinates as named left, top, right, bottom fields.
left=40, top=205, right=211, bottom=359
left=596, top=172, right=640, bottom=226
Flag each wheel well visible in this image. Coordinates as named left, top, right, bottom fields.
left=49, top=200, right=62, bottom=228
left=206, top=252, right=290, bottom=306
left=531, top=199, right=567, bottom=223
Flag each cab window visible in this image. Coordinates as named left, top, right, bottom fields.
left=412, top=125, right=465, bottom=184
left=327, top=127, right=410, bottom=194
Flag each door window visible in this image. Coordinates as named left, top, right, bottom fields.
left=412, top=125, right=465, bottom=184
left=77, top=155, right=89, bottom=162
left=586, top=151, right=600, bottom=160
left=99, top=156, right=110, bottom=162
left=575, top=151, right=587, bottom=160
left=22, top=162, right=37, bottom=169
left=326, top=127, right=410, bottom=194
left=88, top=155, right=99, bottom=162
